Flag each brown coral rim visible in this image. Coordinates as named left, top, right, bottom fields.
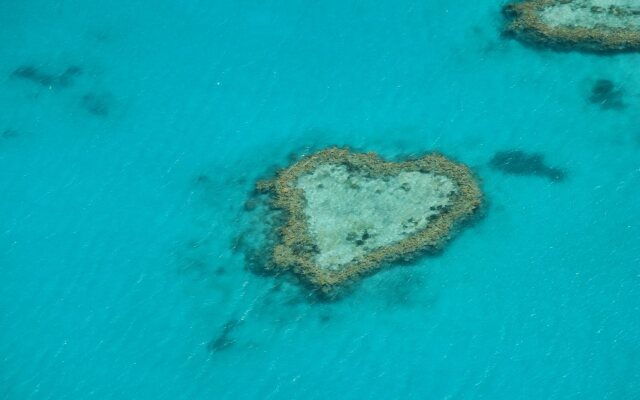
left=256, top=147, right=483, bottom=293
left=503, top=0, right=640, bottom=53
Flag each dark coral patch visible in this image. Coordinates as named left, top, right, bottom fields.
left=318, top=314, right=332, bottom=323
left=194, top=174, right=210, bottom=185
left=207, top=319, right=241, bottom=353
left=490, top=150, right=566, bottom=182
left=57, top=66, right=83, bottom=87
left=81, top=92, right=113, bottom=117
left=11, top=65, right=82, bottom=88
left=588, top=79, right=625, bottom=110
left=2, top=129, right=19, bottom=139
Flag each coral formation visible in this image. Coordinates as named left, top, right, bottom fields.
left=81, top=92, right=113, bottom=117
left=490, top=150, right=566, bottom=181
left=503, top=0, right=640, bottom=52
left=2, top=129, right=19, bottom=139
left=11, top=65, right=82, bottom=88
left=256, top=147, right=482, bottom=295
left=207, top=319, right=240, bottom=352
left=588, top=79, right=625, bottom=109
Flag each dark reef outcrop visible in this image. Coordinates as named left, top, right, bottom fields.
left=81, top=92, right=113, bottom=117
left=490, top=150, right=566, bottom=182
left=588, top=79, right=626, bottom=109
left=11, top=65, right=82, bottom=88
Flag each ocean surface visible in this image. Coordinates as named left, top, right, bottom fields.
left=1, top=0, right=639, bottom=399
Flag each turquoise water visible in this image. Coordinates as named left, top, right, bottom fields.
left=1, top=0, right=639, bottom=398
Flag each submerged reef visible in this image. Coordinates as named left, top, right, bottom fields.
left=588, top=79, right=626, bottom=109
left=81, top=92, right=113, bottom=117
left=490, top=150, right=566, bottom=181
left=11, top=65, right=82, bottom=88
left=255, top=147, right=482, bottom=296
left=2, top=129, right=19, bottom=139
left=207, top=319, right=241, bottom=353
left=503, top=0, right=640, bottom=53
left=1, top=129, right=20, bottom=149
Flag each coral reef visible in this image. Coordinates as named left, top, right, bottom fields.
left=588, top=79, right=625, bottom=109
left=503, top=0, right=640, bottom=53
left=10, top=63, right=117, bottom=119
left=2, top=129, right=19, bottom=139
left=81, top=92, right=113, bottom=117
left=255, top=147, right=482, bottom=296
left=11, top=65, right=82, bottom=88
left=490, top=150, right=566, bottom=181
left=207, top=319, right=241, bottom=352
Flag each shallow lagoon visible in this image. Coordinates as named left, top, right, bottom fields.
left=0, top=0, right=639, bottom=399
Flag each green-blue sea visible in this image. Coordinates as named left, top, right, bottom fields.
left=1, top=0, right=639, bottom=398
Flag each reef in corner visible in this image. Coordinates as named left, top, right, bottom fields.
left=503, top=0, right=640, bottom=53
left=255, top=148, right=482, bottom=296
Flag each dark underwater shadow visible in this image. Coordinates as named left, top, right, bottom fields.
left=81, top=91, right=115, bottom=117
left=587, top=79, right=627, bottom=111
left=10, top=65, right=83, bottom=89
left=2, top=129, right=20, bottom=139
left=489, top=150, right=567, bottom=182
left=207, top=318, right=242, bottom=353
